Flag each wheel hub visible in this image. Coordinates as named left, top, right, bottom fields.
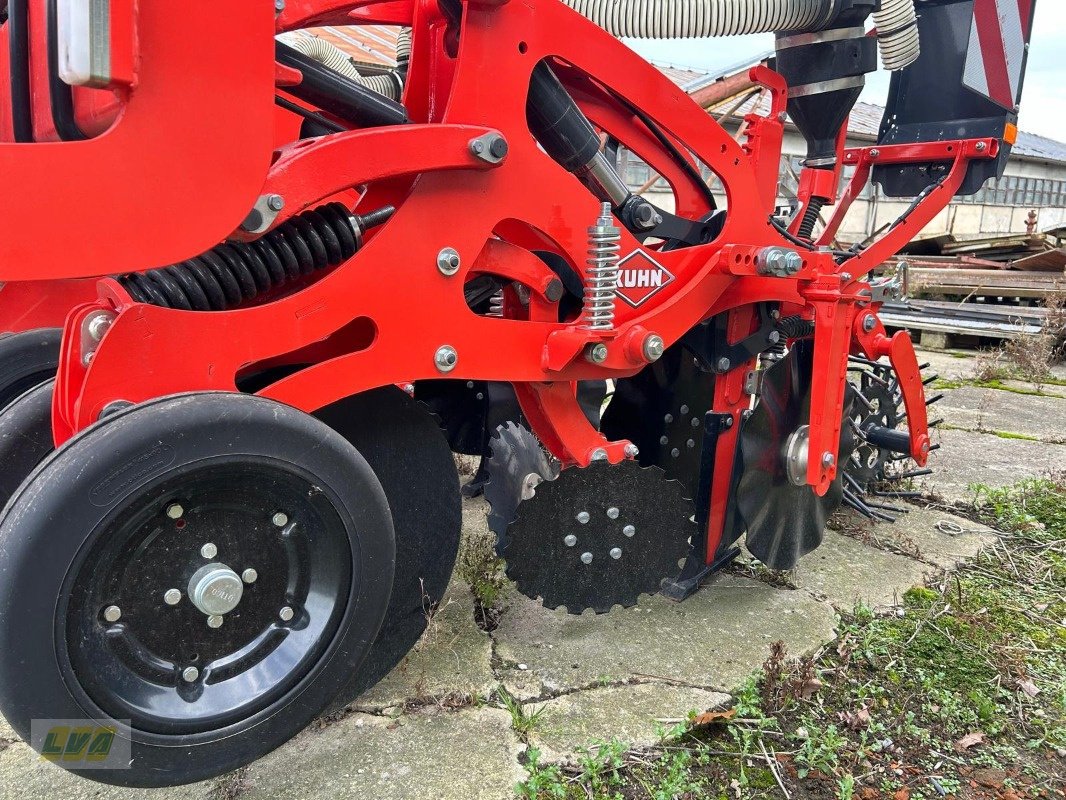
left=187, top=563, right=244, bottom=616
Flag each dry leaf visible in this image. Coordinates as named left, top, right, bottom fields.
left=893, top=788, right=911, bottom=800
left=799, top=677, right=824, bottom=699
left=1018, top=679, right=1040, bottom=698
left=841, top=707, right=872, bottom=730
left=955, top=731, right=986, bottom=751
left=692, top=708, right=736, bottom=726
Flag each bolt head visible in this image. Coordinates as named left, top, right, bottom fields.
left=164, top=589, right=182, bottom=606
left=576, top=511, right=590, bottom=524
left=87, top=313, right=113, bottom=342
left=822, top=452, right=836, bottom=468
left=564, top=534, right=577, bottom=547
left=272, top=512, right=289, bottom=528
left=862, top=315, right=877, bottom=332
left=279, top=606, right=295, bottom=622
left=606, top=507, right=620, bottom=520
left=200, top=543, right=218, bottom=559
left=273, top=0, right=285, bottom=11
left=642, top=334, right=665, bottom=362
left=489, top=136, right=509, bottom=159
left=437, top=247, right=461, bottom=276
left=716, top=357, right=731, bottom=372
left=242, top=569, right=258, bottom=584
left=207, top=615, right=224, bottom=629
left=166, top=503, right=184, bottom=520
left=103, top=605, right=122, bottom=623
left=783, top=251, right=804, bottom=275
left=609, top=547, right=622, bottom=560
left=470, top=139, right=485, bottom=154
left=624, top=443, right=639, bottom=458
left=586, top=343, right=609, bottom=364
left=840, top=272, right=853, bottom=283
left=590, top=448, right=608, bottom=461
left=266, top=194, right=285, bottom=212
left=870, top=149, right=880, bottom=159
left=623, top=524, right=636, bottom=537
left=976, top=141, right=987, bottom=151
left=182, top=666, right=200, bottom=683
left=434, top=345, right=459, bottom=373
left=580, top=552, right=593, bottom=565
left=691, top=417, right=701, bottom=428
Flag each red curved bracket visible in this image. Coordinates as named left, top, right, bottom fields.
left=0, top=4, right=276, bottom=281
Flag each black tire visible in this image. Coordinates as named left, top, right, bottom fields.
left=0, top=393, right=395, bottom=787
left=0, top=379, right=54, bottom=509
left=314, top=386, right=462, bottom=708
left=0, top=328, right=61, bottom=412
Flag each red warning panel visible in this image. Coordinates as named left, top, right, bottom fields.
left=963, top=0, right=1035, bottom=110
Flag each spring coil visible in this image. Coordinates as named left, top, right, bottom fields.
left=777, top=315, right=815, bottom=340
left=581, top=202, right=621, bottom=331
left=797, top=197, right=825, bottom=240
left=487, top=289, right=505, bottom=317
left=119, top=203, right=378, bottom=311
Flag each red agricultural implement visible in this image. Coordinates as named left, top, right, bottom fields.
left=0, top=0, right=1036, bottom=786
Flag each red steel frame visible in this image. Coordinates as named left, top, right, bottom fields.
left=0, top=0, right=998, bottom=565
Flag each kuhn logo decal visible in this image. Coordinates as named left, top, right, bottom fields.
left=614, top=250, right=674, bottom=308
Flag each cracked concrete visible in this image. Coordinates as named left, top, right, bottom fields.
left=1, top=347, right=1038, bottom=800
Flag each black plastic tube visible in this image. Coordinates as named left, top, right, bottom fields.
left=7, top=0, right=32, bottom=142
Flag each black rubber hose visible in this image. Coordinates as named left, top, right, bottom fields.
left=797, top=197, right=826, bottom=240
left=7, top=0, right=32, bottom=142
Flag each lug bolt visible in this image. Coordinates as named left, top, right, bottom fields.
left=624, top=443, right=639, bottom=458
left=585, top=343, right=609, bottom=364
left=436, top=247, right=461, bottom=276
left=580, top=552, right=593, bottom=565
left=103, top=605, right=122, bottom=623
left=200, top=543, right=218, bottom=559
left=207, top=615, right=224, bottom=629
left=680, top=405, right=689, bottom=414
left=272, top=512, right=289, bottom=528
left=659, top=435, right=669, bottom=445
left=166, top=503, right=184, bottom=520
left=642, top=334, right=665, bottom=362
left=434, top=345, right=459, bottom=373
left=671, top=448, right=680, bottom=458
left=606, top=507, right=620, bottom=519
left=576, top=511, right=590, bottom=524
left=242, top=569, right=258, bottom=584
left=164, top=589, right=182, bottom=606
left=623, top=525, right=636, bottom=537
left=564, top=535, right=577, bottom=547
left=664, top=414, right=674, bottom=423
left=279, top=606, right=295, bottom=622
left=691, top=417, right=701, bottom=428
left=182, top=666, right=200, bottom=683
left=610, top=547, right=622, bottom=560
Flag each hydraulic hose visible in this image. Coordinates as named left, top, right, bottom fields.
left=560, top=0, right=837, bottom=38
left=279, top=33, right=402, bottom=101
left=872, top=0, right=920, bottom=71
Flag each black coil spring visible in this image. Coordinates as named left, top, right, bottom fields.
left=776, top=315, right=815, bottom=340
left=118, top=202, right=362, bottom=311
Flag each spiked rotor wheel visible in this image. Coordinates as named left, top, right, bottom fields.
left=484, top=422, right=559, bottom=555
left=600, top=344, right=715, bottom=499
left=503, top=460, right=695, bottom=614
left=735, top=340, right=855, bottom=570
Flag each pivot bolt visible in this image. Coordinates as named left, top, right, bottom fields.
left=279, top=606, right=295, bottom=622
left=200, top=543, right=218, bottom=559
left=757, top=247, right=803, bottom=278
left=642, top=334, right=665, bottom=362
left=436, top=247, right=461, bottom=276
left=606, top=507, right=620, bottom=519
left=623, top=525, right=636, bottom=537
left=103, top=605, right=122, bottom=623
left=242, top=569, right=258, bottom=584
left=182, top=666, right=200, bottom=683
left=207, top=615, right=224, bottom=629
left=272, top=512, right=289, bottom=528
left=468, top=132, right=509, bottom=164
left=434, top=345, right=459, bottom=373
left=164, top=589, right=182, bottom=606
left=576, top=511, right=590, bottom=524
left=585, top=343, right=609, bottom=364
left=609, top=547, right=622, bottom=560
left=87, top=313, right=113, bottom=342
left=862, top=315, right=877, bottom=333
left=580, top=552, right=593, bottom=565
left=564, top=535, right=577, bottom=547
left=822, top=452, right=836, bottom=468
left=166, top=503, right=184, bottom=520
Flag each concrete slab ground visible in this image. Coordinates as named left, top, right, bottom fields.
left=0, top=368, right=1037, bottom=800
left=934, top=385, right=1066, bottom=443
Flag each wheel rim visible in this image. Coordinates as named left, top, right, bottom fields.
left=63, top=458, right=353, bottom=735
